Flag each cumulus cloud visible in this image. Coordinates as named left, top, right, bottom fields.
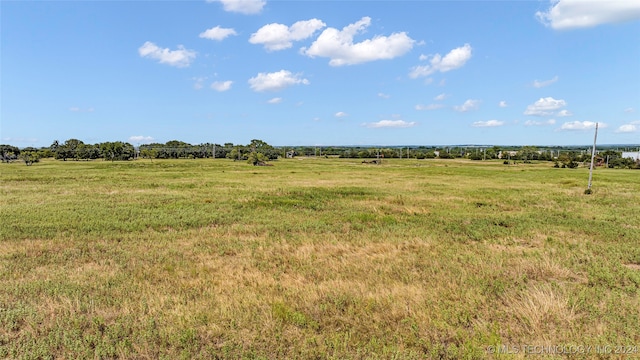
left=207, top=0, right=266, bottom=14
left=434, top=93, right=448, bottom=101
left=525, top=119, right=557, bottom=126
left=472, top=120, right=504, bottom=127
left=335, top=111, right=348, bottom=117
left=211, top=81, right=233, bottom=92
left=524, top=97, right=567, bottom=116
left=536, top=0, right=640, bottom=30
left=248, top=70, right=309, bottom=92
left=415, top=104, right=444, bottom=111
left=250, top=19, right=326, bottom=51
left=409, top=44, right=472, bottom=78
left=364, top=120, right=416, bottom=128
left=302, top=17, right=415, bottom=66
left=378, top=93, right=390, bottom=99
left=624, top=107, right=635, bottom=113
left=129, top=135, right=155, bottom=143
left=557, top=109, right=573, bottom=117
left=138, top=41, right=196, bottom=67
left=532, top=75, right=559, bottom=88
left=616, top=124, right=638, bottom=133
left=199, top=26, right=238, bottom=41
left=454, top=99, right=480, bottom=112
left=267, top=97, right=282, bottom=104
left=560, top=121, right=605, bottom=130
left=499, top=101, right=508, bottom=108
left=615, top=121, right=640, bottom=133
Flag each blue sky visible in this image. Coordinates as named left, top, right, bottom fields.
left=2, top=0, right=639, bottom=147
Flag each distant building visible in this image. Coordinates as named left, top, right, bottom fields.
left=622, top=151, right=640, bottom=161
left=497, top=151, right=517, bottom=159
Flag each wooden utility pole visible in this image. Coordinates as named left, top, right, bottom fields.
left=587, top=123, right=599, bottom=192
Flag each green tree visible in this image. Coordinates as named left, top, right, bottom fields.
left=247, top=151, right=269, bottom=166
left=100, top=141, right=135, bottom=161
left=1, top=144, right=20, bottom=162
left=249, top=139, right=279, bottom=160
left=140, top=148, right=158, bottom=161
left=516, top=146, right=539, bottom=162
left=19, top=150, right=40, bottom=166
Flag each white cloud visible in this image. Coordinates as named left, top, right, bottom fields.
left=525, top=119, right=557, bottom=126
left=616, top=121, right=640, bottom=132
left=616, top=124, right=638, bottom=133
left=454, top=99, right=480, bottom=112
left=129, top=135, right=154, bottom=144
left=557, top=109, right=573, bottom=117
left=138, top=41, right=196, bottom=67
left=536, top=0, right=640, bottom=30
left=532, top=75, right=559, bottom=88
left=409, top=44, right=472, bottom=78
left=1, top=137, right=38, bottom=143
left=302, top=17, right=415, bottom=66
left=624, top=107, right=635, bottom=113
left=415, top=104, right=444, bottom=111
left=378, top=92, right=390, bottom=99
left=499, top=101, right=508, bottom=108
left=248, top=70, right=309, bottom=92
left=524, top=97, right=567, bottom=116
left=250, top=19, right=326, bottom=51
left=207, top=0, right=266, bottom=14
left=199, top=26, right=238, bottom=41
left=434, top=93, right=448, bottom=101
left=267, top=97, right=282, bottom=104
left=335, top=111, right=348, bottom=117
left=211, top=80, right=233, bottom=92
left=364, top=120, right=417, bottom=128
left=418, top=54, right=428, bottom=61
left=560, top=121, right=606, bottom=130
left=472, top=120, right=504, bottom=127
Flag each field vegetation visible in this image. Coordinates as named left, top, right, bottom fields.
left=1, top=158, right=639, bottom=358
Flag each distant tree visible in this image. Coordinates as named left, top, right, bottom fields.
left=140, top=148, right=158, bottom=161
left=53, top=138, right=84, bottom=161
left=438, top=151, right=452, bottom=159
left=424, top=151, right=437, bottom=159
left=100, top=141, right=135, bottom=161
left=249, top=139, right=279, bottom=160
left=557, top=153, right=579, bottom=168
left=600, top=149, right=622, bottom=159
left=247, top=151, right=269, bottom=166
left=226, top=147, right=247, bottom=161
left=19, top=150, right=40, bottom=166
left=516, top=146, right=539, bottom=162
left=1, top=144, right=20, bottom=162
left=38, top=147, right=55, bottom=159
left=485, top=147, right=500, bottom=160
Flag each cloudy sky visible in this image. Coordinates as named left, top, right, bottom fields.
left=2, top=0, right=639, bottom=147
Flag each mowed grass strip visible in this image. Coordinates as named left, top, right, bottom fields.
left=1, top=158, right=639, bottom=359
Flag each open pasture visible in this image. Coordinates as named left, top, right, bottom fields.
left=1, top=158, right=639, bottom=358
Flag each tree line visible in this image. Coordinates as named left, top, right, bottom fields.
left=1, top=140, right=638, bottom=169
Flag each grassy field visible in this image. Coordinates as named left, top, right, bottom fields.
left=1, top=158, right=639, bottom=359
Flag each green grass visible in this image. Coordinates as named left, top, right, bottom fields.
left=1, top=158, right=639, bottom=359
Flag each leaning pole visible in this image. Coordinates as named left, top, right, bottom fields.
left=587, top=122, right=599, bottom=193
